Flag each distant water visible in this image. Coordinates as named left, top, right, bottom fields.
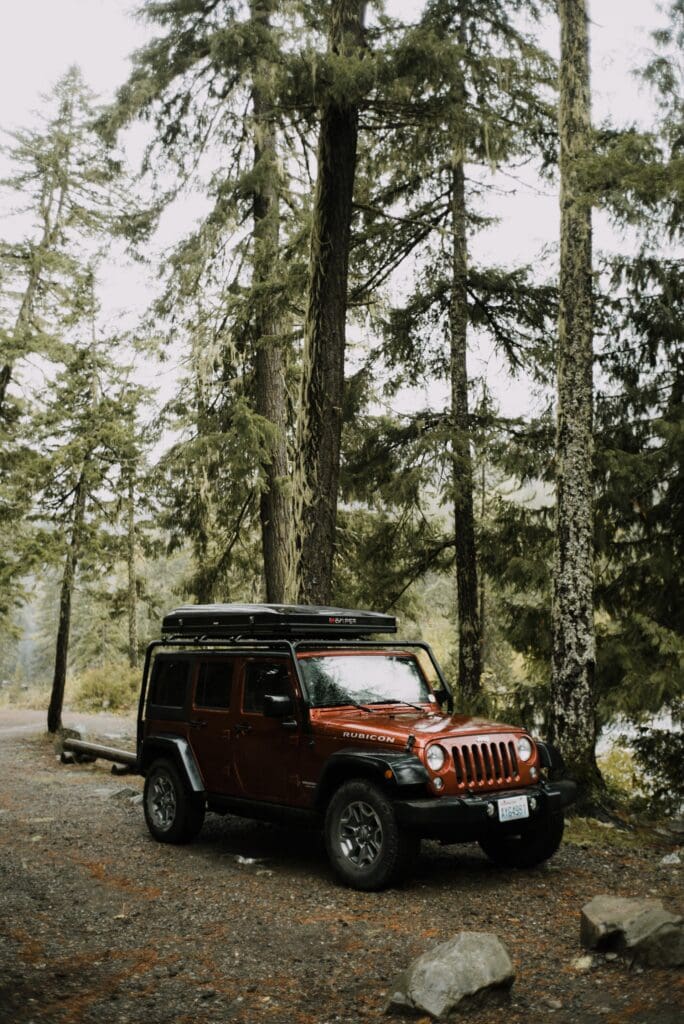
left=596, top=711, right=676, bottom=756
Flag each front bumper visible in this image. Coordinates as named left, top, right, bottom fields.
left=394, top=780, right=577, bottom=838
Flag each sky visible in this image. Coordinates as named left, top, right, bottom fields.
left=0, top=0, right=669, bottom=418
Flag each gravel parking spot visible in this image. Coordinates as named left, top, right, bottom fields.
left=0, top=711, right=681, bottom=1024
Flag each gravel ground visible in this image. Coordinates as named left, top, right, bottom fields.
left=0, top=709, right=682, bottom=1024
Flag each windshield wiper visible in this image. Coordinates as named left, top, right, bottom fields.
left=372, top=699, right=427, bottom=712
left=349, top=698, right=377, bottom=713
left=315, top=699, right=377, bottom=713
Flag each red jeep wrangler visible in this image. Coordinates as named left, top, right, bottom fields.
left=137, top=603, right=575, bottom=890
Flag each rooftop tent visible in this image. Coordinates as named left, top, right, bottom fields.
left=161, top=603, right=397, bottom=639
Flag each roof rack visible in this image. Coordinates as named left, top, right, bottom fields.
left=160, top=603, right=397, bottom=640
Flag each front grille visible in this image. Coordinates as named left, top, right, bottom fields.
left=452, top=739, right=520, bottom=788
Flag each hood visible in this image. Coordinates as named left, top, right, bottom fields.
left=309, top=706, right=526, bottom=748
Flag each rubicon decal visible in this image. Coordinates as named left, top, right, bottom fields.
left=343, top=731, right=395, bottom=744
left=329, top=616, right=357, bottom=624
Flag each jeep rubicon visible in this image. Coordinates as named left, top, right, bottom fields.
left=127, top=603, right=576, bottom=890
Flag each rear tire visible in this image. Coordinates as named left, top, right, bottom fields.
left=143, top=758, right=205, bottom=844
left=324, top=778, right=419, bottom=891
left=479, top=811, right=564, bottom=868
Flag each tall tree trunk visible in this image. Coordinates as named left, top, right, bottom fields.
left=450, top=159, right=481, bottom=706
left=549, top=0, right=601, bottom=801
left=449, top=5, right=481, bottom=706
left=479, top=459, right=486, bottom=668
left=194, top=458, right=220, bottom=604
left=251, top=0, right=291, bottom=604
left=0, top=363, right=11, bottom=410
left=191, top=359, right=221, bottom=603
left=47, top=472, right=86, bottom=733
left=292, top=0, right=366, bottom=606
left=126, top=465, right=138, bottom=669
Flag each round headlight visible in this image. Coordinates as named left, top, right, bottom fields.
left=426, top=744, right=447, bottom=772
left=518, top=736, right=533, bottom=762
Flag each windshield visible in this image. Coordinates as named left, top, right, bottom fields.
left=299, top=654, right=433, bottom=708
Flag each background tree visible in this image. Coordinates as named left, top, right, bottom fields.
left=548, top=0, right=600, bottom=800
left=0, top=66, right=121, bottom=416
left=250, top=0, right=291, bottom=602
left=337, top=0, right=556, bottom=704
left=590, top=1, right=683, bottom=726
left=113, top=380, right=154, bottom=669
left=36, top=321, right=142, bottom=732
left=477, top=4, right=683, bottom=755
left=291, top=0, right=367, bottom=604
left=105, top=0, right=304, bottom=603
left=0, top=67, right=126, bottom=634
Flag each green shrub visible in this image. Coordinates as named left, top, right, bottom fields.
left=628, top=701, right=684, bottom=817
left=69, top=663, right=140, bottom=712
left=597, top=745, right=639, bottom=804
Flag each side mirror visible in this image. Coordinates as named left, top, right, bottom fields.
left=263, top=693, right=294, bottom=718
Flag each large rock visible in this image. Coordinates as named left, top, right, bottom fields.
left=581, top=895, right=684, bottom=967
left=385, top=932, right=514, bottom=1019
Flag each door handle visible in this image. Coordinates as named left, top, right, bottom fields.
left=234, top=722, right=252, bottom=736
left=189, top=719, right=208, bottom=729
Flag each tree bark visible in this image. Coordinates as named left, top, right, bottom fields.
left=292, top=0, right=366, bottom=606
left=126, top=465, right=138, bottom=669
left=47, top=471, right=86, bottom=734
left=449, top=4, right=481, bottom=706
left=450, top=158, right=482, bottom=706
left=549, top=0, right=602, bottom=801
left=251, top=0, right=292, bottom=604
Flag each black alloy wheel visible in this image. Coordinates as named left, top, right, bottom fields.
left=324, top=778, right=419, bottom=890
left=143, top=758, right=205, bottom=844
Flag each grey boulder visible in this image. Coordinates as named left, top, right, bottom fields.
left=581, top=895, right=684, bottom=967
left=386, top=932, right=514, bottom=1019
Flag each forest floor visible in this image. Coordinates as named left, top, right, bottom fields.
left=0, top=708, right=682, bottom=1024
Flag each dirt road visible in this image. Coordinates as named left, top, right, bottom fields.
left=0, top=709, right=681, bottom=1024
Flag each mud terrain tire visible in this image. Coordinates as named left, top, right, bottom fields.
left=324, top=778, right=419, bottom=890
left=479, top=811, right=564, bottom=868
left=143, top=758, right=205, bottom=844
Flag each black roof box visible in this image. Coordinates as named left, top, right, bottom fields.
left=161, top=603, right=397, bottom=639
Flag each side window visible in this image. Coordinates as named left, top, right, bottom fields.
left=243, top=661, right=291, bottom=715
left=148, top=659, right=189, bottom=719
left=195, top=661, right=233, bottom=710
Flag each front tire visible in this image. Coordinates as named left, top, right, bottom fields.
left=479, top=811, right=564, bottom=868
left=324, top=778, right=419, bottom=891
left=143, top=758, right=205, bottom=844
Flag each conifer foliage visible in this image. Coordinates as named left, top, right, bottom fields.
left=0, top=67, right=122, bottom=417
left=106, top=0, right=301, bottom=603
left=0, top=2, right=680, bottom=808
left=339, top=0, right=557, bottom=704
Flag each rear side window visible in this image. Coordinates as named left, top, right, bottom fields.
left=195, top=661, right=233, bottom=709
left=149, top=659, right=189, bottom=710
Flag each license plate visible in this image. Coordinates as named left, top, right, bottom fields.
left=497, top=795, right=530, bottom=822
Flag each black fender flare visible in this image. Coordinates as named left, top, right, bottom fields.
left=140, top=735, right=205, bottom=794
left=315, top=747, right=429, bottom=810
left=535, top=739, right=566, bottom=779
